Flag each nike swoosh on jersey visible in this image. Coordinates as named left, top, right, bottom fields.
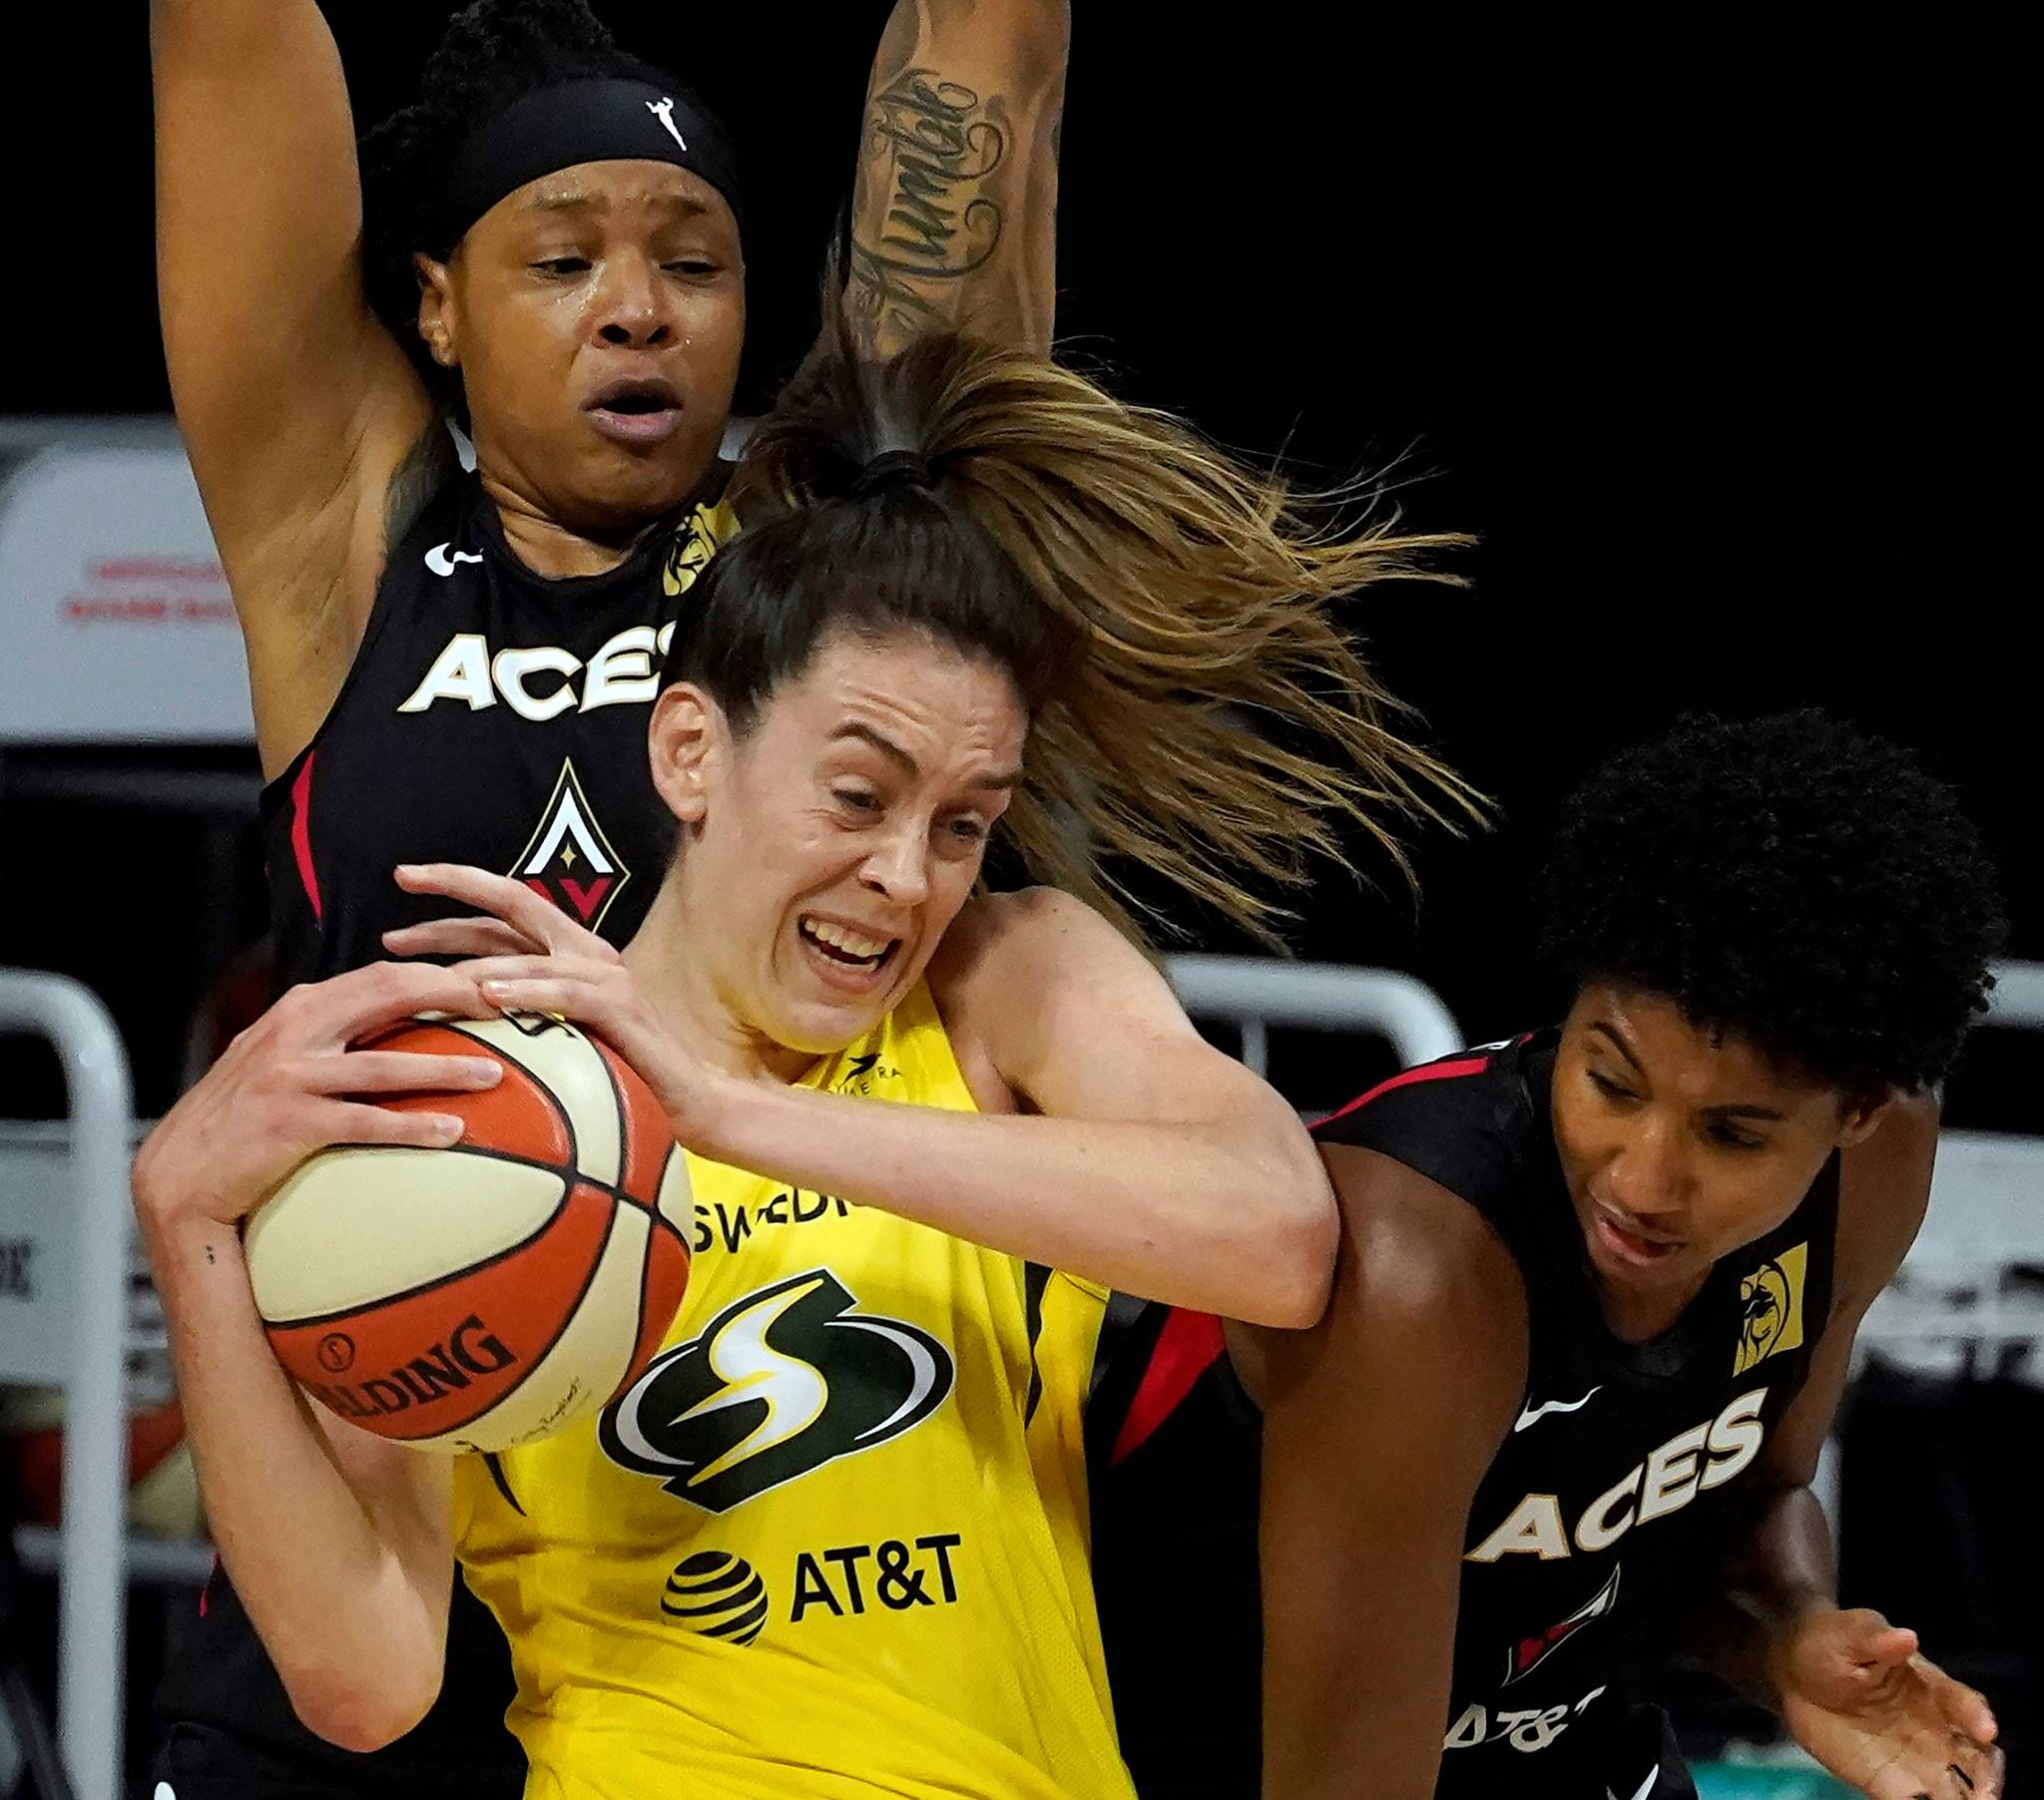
left=424, top=542, right=484, bottom=577
left=1513, top=1387, right=1602, bottom=1432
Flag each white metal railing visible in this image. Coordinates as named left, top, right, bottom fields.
left=1986, top=959, right=2044, bottom=1032
left=0, top=972, right=132, bottom=1800
left=1164, top=956, right=1463, bottom=1078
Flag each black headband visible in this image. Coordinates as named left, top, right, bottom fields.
left=424, top=76, right=743, bottom=252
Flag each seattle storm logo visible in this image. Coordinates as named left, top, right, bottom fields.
left=599, top=1269, right=954, bottom=1513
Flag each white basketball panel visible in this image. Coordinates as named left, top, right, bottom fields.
left=248, top=1148, right=566, bottom=1324
left=652, top=1145, right=694, bottom=1234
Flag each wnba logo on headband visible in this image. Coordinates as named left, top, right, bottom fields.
left=645, top=97, right=688, bottom=152
left=424, top=76, right=743, bottom=251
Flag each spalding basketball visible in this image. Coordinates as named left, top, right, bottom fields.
left=245, top=1013, right=691, bottom=1455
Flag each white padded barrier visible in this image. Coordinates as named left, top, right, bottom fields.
left=0, top=971, right=133, bottom=1800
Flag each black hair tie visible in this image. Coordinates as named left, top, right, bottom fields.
left=849, top=449, right=933, bottom=499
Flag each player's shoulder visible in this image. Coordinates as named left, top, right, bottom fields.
left=1312, top=1032, right=1549, bottom=1216
left=930, top=887, right=1131, bottom=1004
left=921, top=890, right=1097, bottom=1108
left=1832, top=1088, right=1941, bottom=1304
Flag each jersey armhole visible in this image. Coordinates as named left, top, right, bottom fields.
left=256, top=459, right=465, bottom=822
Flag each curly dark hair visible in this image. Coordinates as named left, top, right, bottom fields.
left=356, top=0, right=711, bottom=402
left=1538, top=709, right=2006, bottom=1098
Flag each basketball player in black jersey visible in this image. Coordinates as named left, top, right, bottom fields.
left=1257, top=712, right=2008, bottom=1800
left=150, top=1, right=1069, bottom=1792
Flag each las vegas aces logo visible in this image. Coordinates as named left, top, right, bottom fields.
left=601, top=1269, right=955, bottom=1513
left=510, top=759, right=630, bottom=931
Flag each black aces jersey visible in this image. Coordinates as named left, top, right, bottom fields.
left=1095, top=1032, right=1836, bottom=1800
left=1317, top=1032, right=1837, bottom=1798
left=156, top=469, right=735, bottom=1798
left=259, top=468, right=737, bottom=982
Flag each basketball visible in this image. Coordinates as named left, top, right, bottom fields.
left=244, top=1012, right=692, bottom=1455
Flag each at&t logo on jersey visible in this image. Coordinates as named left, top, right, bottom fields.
left=600, top=1269, right=955, bottom=1513
left=657, top=1533, right=969, bottom=1650
left=662, top=1551, right=768, bottom=1645
left=1444, top=1684, right=1608, bottom=1759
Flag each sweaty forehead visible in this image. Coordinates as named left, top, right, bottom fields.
left=506, top=162, right=731, bottom=226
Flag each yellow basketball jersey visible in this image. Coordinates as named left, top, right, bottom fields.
left=453, top=982, right=1134, bottom=1800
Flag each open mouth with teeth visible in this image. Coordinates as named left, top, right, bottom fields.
left=797, top=915, right=901, bottom=974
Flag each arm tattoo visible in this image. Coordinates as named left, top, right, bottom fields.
left=848, top=66, right=1011, bottom=351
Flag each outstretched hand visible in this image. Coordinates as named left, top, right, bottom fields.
left=386, top=863, right=726, bottom=1145
left=133, top=959, right=500, bottom=1236
left=1774, top=1607, right=2003, bottom=1799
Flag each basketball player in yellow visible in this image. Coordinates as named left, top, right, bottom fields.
left=134, top=321, right=1480, bottom=1797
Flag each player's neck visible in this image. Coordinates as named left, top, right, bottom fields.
left=623, top=880, right=816, bottom=1088
left=479, top=468, right=651, bottom=580
left=1593, top=1267, right=1712, bottom=1345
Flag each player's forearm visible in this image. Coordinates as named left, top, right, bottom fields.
left=696, top=1079, right=1335, bottom=1325
left=1688, top=1483, right=1837, bottom=1707
left=845, top=0, right=1071, bottom=356
left=142, top=1210, right=448, bottom=1747
left=1263, top=1623, right=1450, bottom=1800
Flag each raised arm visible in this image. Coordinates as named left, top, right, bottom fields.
left=1258, top=1146, right=1528, bottom=1800
left=843, top=0, right=1070, bottom=357
left=152, top=0, right=437, bottom=771
left=1684, top=1096, right=2005, bottom=1798
left=132, top=962, right=503, bottom=1749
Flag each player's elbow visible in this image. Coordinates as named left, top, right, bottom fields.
left=1237, top=1150, right=1340, bottom=1330
left=1258, top=1196, right=1340, bottom=1329
left=959, top=0, right=1070, bottom=92
left=288, top=1656, right=441, bottom=1754
left=987, top=0, right=1072, bottom=50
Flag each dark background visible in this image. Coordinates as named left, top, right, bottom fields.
left=0, top=8, right=2035, bottom=1792
left=2, top=3, right=2032, bottom=1124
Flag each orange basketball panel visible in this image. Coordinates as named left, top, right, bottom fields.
left=357, top=1020, right=572, bottom=1169
left=270, top=1181, right=616, bottom=1441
